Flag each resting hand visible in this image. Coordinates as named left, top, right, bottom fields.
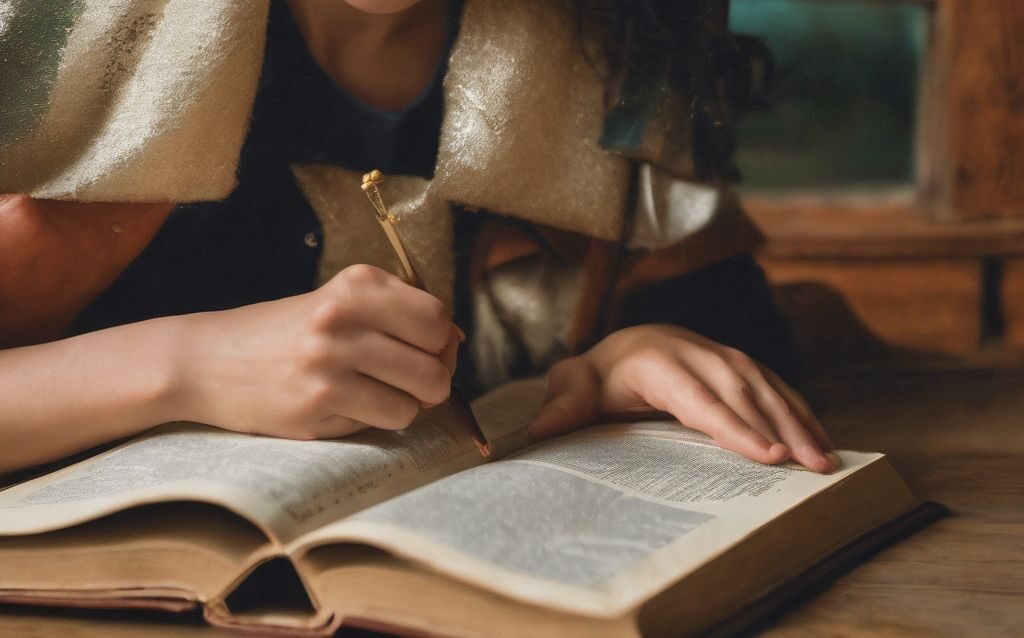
left=180, top=264, right=459, bottom=440
left=527, top=324, right=835, bottom=472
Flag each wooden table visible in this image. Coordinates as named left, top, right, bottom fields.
left=2, top=365, right=1022, bottom=637
left=761, top=364, right=1024, bottom=637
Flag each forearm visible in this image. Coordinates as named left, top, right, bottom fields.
left=0, top=265, right=463, bottom=475
left=0, top=316, right=188, bottom=475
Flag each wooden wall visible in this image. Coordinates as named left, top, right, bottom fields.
left=745, top=0, right=1024, bottom=358
left=921, top=0, right=1024, bottom=220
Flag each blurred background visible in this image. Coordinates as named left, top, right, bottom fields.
left=728, top=0, right=1024, bottom=373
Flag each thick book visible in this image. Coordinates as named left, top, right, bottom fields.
left=0, top=379, right=937, bottom=637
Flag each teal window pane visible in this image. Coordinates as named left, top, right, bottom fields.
left=729, top=0, right=928, bottom=190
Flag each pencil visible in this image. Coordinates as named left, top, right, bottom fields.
left=361, top=170, right=491, bottom=458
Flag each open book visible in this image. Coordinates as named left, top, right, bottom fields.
left=0, top=378, right=937, bottom=637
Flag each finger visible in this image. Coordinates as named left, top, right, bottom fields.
left=761, top=366, right=835, bottom=450
left=634, top=355, right=788, bottom=465
left=324, top=265, right=454, bottom=354
left=352, top=332, right=451, bottom=407
left=527, top=358, right=601, bottom=441
left=329, top=372, right=422, bottom=431
left=438, top=327, right=460, bottom=377
left=306, top=415, right=368, bottom=440
left=367, top=283, right=453, bottom=354
left=693, top=352, right=782, bottom=446
left=744, top=366, right=833, bottom=473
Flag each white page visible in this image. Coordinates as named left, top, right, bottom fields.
left=299, top=423, right=892, bottom=616
left=0, top=408, right=483, bottom=543
left=0, top=378, right=549, bottom=543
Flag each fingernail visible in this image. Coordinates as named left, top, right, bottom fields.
left=768, top=443, right=789, bottom=462
left=801, top=445, right=832, bottom=472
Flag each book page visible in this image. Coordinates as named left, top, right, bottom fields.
left=0, top=406, right=486, bottom=543
left=466, top=376, right=547, bottom=458
left=296, top=422, right=899, bottom=617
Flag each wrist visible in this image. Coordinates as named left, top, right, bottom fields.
left=137, top=314, right=204, bottom=427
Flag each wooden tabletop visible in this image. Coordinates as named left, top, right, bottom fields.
left=2, top=364, right=1022, bottom=637
left=761, top=364, right=1024, bottom=637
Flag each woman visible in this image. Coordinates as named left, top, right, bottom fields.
left=0, top=0, right=834, bottom=475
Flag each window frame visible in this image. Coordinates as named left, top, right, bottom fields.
left=735, top=0, right=1024, bottom=260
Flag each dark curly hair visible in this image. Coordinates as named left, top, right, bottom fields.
left=562, top=0, right=772, bottom=182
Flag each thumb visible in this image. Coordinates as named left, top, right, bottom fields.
left=527, top=358, right=600, bottom=441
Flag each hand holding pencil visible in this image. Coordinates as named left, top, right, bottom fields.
left=361, top=170, right=491, bottom=457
